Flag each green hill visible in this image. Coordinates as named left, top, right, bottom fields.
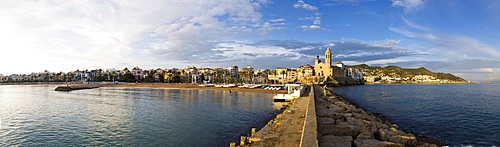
left=346, top=64, right=467, bottom=82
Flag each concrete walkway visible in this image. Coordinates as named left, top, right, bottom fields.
left=251, top=85, right=316, bottom=147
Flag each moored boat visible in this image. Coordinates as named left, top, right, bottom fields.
left=273, top=84, right=306, bottom=102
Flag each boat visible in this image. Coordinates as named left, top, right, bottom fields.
left=273, top=93, right=295, bottom=102
left=222, top=84, right=236, bottom=88
left=273, top=84, right=306, bottom=102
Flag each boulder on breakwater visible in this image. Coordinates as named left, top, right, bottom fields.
left=315, top=85, right=443, bottom=147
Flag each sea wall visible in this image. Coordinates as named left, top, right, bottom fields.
left=328, top=77, right=364, bottom=87
left=55, top=84, right=100, bottom=91
left=315, top=85, right=442, bottom=147
left=234, top=84, right=442, bottom=147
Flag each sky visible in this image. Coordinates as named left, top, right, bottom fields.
left=1, top=0, right=500, bottom=83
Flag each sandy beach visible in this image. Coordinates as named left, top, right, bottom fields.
left=103, top=83, right=288, bottom=94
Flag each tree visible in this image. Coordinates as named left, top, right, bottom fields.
left=122, top=72, right=135, bottom=82
left=232, top=66, right=239, bottom=79
left=200, top=73, right=206, bottom=83
left=158, top=70, right=165, bottom=83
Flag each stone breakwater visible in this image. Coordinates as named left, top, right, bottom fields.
left=316, top=85, right=443, bottom=147
left=55, top=84, right=100, bottom=91
left=234, top=84, right=442, bottom=147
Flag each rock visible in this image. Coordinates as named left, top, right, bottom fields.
left=357, top=130, right=375, bottom=139
left=347, top=105, right=360, bottom=112
left=326, top=104, right=342, bottom=112
left=334, top=101, right=346, bottom=106
left=318, top=117, right=335, bottom=125
left=353, top=113, right=377, bottom=121
left=319, top=124, right=360, bottom=136
left=316, top=109, right=332, bottom=117
left=354, top=139, right=404, bottom=147
left=378, top=128, right=417, bottom=146
left=319, top=135, right=352, bottom=147
left=416, top=143, right=439, bottom=147
left=346, top=116, right=365, bottom=124
left=372, top=121, right=390, bottom=130
left=343, top=113, right=353, bottom=117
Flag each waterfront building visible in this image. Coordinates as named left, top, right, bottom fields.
left=184, top=66, right=199, bottom=83
left=298, top=64, right=314, bottom=77
left=242, top=65, right=254, bottom=72
left=131, top=67, right=144, bottom=81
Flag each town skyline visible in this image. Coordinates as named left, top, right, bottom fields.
left=1, top=0, right=500, bottom=83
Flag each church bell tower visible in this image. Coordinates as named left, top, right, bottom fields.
left=325, top=47, right=331, bottom=66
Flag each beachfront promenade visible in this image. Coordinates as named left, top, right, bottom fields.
left=244, top=84, right=442, bottom=147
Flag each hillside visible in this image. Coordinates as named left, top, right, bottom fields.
left=346, top=64, right=468, bottom=82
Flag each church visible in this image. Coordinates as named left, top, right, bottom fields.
left=313, top=47, right=345, bottom=78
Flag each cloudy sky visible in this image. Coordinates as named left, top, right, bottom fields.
left=1, top=0, right=499, bottom=82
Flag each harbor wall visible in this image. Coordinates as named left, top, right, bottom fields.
left=55, top=84, right=100, bottom=91
left=315, top=85, right=443, bottom=147
left=330, top=76, right=364, bottom=86
left=234, top=84, right=442, bottom=147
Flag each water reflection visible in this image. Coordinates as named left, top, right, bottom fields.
left=0, top=86, right=280, bottom=146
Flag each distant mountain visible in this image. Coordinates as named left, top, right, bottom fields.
left=346, top=64, right=468, bottom=82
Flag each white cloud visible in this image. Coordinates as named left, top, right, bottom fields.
left=480, top=68, right=495, bottom=73
left=388, top=27, right=415, bottom=37
left=269, top=18, right=286, bottom=22
left=390, top=26, right=500, bottom=61
left=401, top=16, right=429, bottom=31
left=293, top=0, right=318, bottom=10
left=372, top=39, right=401, bottom=48
left=0, top=0, right=270, bottom=74
left=313, top=20, right=321, bottom=25
left=391, top=0, right=426, bottom=13
left=298, top=14, right=323, bottom=29
left=300, top=25, right=321, bottom=30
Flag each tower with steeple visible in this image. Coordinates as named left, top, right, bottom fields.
left=314, top=47, right=335, bottom=77
left=325, top=46, right=331, bottom=66
left=304, top=46, right=364, bottom=85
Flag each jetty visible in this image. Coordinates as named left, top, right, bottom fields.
left=55, top=85, right=101, bottom=91
left=232, top=84, right=442, bottom=147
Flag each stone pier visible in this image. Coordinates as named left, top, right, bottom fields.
left=249, top=84, right=316, bottom=147
left=245, top=84, right=442, bottom=147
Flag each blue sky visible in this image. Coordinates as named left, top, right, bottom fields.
left=1, top=0, right=499, bottom=82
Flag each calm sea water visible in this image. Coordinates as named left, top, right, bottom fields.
left=331, top=84, right=500, bottom=146
left=0, top=85, right=282, bottom=146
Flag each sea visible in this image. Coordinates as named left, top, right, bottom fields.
left=331, top=84, right=500, bottom=147
left=0, top=85, right=283, bottom=146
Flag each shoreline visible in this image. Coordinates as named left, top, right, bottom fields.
left=0, top=83, right=288, bottom=94
left=365, top=81, right=491, bottom=84
left=102, top=83, right=288, bottom=94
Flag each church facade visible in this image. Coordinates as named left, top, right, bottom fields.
left=313, top=47, right=345, bottom=78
